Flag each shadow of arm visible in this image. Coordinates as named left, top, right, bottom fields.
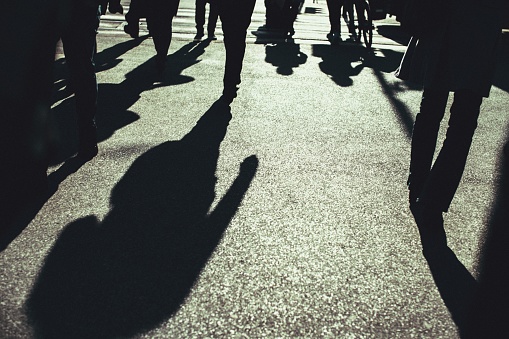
left=207, top=155, right=259, bottom=228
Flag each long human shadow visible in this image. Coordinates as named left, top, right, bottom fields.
left=25, top=101, right=259, bottom=339
left=421, top=246, right=478, bottom=337
left=312, top=44, right=368, bottom=87
left=264, top=39, right=308, bottom=75
left=312, top=44, right=403, bottom=87
left=0, top=156, right=97, bottom=252
left=1, top=38, right=150, bottom=250
left=2, top=41, right=212, bottom=249
left=48, top=40, right=210, bottom=165
left=420, top=131, right=509, bottom=338
left=462, top=131, right=509, bottom=338
left=52, top=37, right=148, bottom=104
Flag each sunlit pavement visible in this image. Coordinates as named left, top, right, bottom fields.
left=2, top=1, right=509, bottom=338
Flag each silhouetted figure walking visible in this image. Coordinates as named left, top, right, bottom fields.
left=325, top=0, right=354, bottom=44
left=124, top=0, right=147, bottom=38
left=194, top=0, right=219, bottom=41
left=396, top=0, right=504, bottom=254
left=146, top=0, right=181, bottom=73
left=282, top=0, right=303, bottom=37
left=60, top=0, right=116, bottom=161
left=218, top=0, right=256, bottom=103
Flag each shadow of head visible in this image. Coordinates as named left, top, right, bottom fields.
left=25, top=101, right=258, bottom=339
left=265, top=40, right=308, bottom=75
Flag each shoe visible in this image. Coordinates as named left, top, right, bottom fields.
left=124, top=24, right=139, bottom=38
left=327, top=31, right=340, bottom=45
left=194, top=31, right=204, bottom=42
left=207, top=33, right=217, bottom=41
left=155, top=54, right=166, bottom=74
left=77, top=122, right=98, bottom=161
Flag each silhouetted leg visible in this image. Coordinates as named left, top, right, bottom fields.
left=418, top=90, right=483, bottom=212
left=283, top=0, right=300, bottom=36
left=207, top=0, right=219, bottom=36
left=265, top=0, right=285, bottom=29
left=195, top=0, right=206, bottom=36
left=345, top=0, right=355, bottom=34
left=61, top=5, right=100, bottom=159
left=125, top=0, right=145, bottom=38
left=218, top=0, right=256, bottom=103
left=147, top=0, right=179, bottom=73
left=151, top=22, right=173, bottom=73
left=326, top=0, right=340, bottom=34
left=408, top=88, right=449, bottom=204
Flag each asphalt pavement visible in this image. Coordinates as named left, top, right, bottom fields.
left=1, top=0, right=509, bottom=338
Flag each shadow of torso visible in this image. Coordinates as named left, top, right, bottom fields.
left=26, top=102, right=258, bottom=338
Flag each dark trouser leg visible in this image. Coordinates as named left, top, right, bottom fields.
left=283, top=0, right=300, bottom=35
left=418, top=90, right=483, bottom=212
left=61, top=6, right=100, bottom=154
left=408, top=88, right=449, bottom=203
left=147, top=3, right=176, bottom=72
left=195, top=0, right=206, bottom=33
left=326, top=0, right=340, bottom=32
left=125, top=0, right=146, bottom=37
left=207, top=0, right=219, bottom=35
left=218, top=0, right=256, bottom=102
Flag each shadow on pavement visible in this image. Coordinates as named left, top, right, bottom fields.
left=0, top=157, right=95, bottom=252
left=1, top=40, right=214, bottom=252
left=422, top=130, right=509, bottom=338
left=25, top=100, right=259, bottom=338
left=463, top=131, right=509, bottom=338
left=492, top=32, right=509, bottom=93
left=1, top=38, right=149, bottom=251
left=312, top=44, right=402, bottom=87
left=52, top=37, right=149, bottom=104
left=423, top=247, right=478, bottom=337
left=264, top=39, right=308, bottom=75
left=48, top=40, right=211, bottom=165
left=313, top=44, right=417, bottom=139
left=376, top=25, right=411, bottom=46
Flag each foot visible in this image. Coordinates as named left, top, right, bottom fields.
left=327, top=31, right=340, bottom=45
left=124, top=23, right=139, bottom=38
left=155, top=54, right=166, bottom=74
left=207, top=33, right=217, bottom=41
left=78, top=122, right=98, bottom=161
left=194, top=31, right=204, bottom=42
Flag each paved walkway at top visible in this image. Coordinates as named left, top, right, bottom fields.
left=97, top=0, right=409, bottom=48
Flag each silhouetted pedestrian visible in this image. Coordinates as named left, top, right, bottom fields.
left=2, top=0, right=59, bottom=230
left=217, top=0, right=256, bottom=104
left=124, top=0, right=147, bottom=38
left=396, top=0, right=504, bottom=253
left=146, top=0, right=181, bottom=73
left=325, top=0, right=354, bottom=44
left=194, top=0, right=219, bottom=41
left=60, top=0, right=111, bottom=160
left=282, top=0, right=303, bottom=37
